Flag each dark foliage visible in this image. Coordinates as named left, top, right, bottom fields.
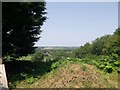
left=2, top=2, right=47, bottom=58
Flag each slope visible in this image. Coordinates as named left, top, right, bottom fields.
left=16, top=63, right=118, bottom=88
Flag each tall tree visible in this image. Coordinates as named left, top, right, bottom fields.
left=2, top=2, right=47, bottom=58
left=112, top=28, right=120, bottom=56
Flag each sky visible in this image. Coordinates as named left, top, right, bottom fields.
left=35, top=2, right=118, bottom=47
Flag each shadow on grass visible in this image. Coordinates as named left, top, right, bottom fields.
left=4, top=59, right=58, bottom=88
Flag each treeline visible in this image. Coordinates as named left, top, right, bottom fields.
left=74, top=28, right=120, bottom=58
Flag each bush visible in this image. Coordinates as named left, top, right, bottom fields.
left=111, top=53, right=119, bottom=60
left=32, top=52, right=44, bottom=62
left=114, top=61, right=119, bottom=67
left=99, top=64, right=105, bottom=69
left=51, top=62, right=61, bottom=69
left=104, top=66, right=114, bottom=73
left=94, top=62, right=99, bottom=67
left=25, top=76, right=37, bottom=84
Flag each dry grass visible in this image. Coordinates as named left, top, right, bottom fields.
left=16, top=63, right=118, bottom=88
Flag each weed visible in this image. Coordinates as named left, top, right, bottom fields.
left=81, top=65, right=87, bottom=71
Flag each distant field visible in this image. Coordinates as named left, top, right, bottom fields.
left=36, top=46, right=79, bottom=50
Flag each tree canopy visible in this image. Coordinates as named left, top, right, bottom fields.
left=74, top=28, right=120, bottom=58
left=2, top=2, right=47, bottom=58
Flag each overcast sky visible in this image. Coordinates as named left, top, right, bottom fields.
left=35, top=2, right=118, bottom=47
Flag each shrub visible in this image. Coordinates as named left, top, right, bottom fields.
left=114, top=61, right=119, bottom=67
left=99, top=64, right=105, bottom=69
left=32, top=52, right=44, bottom=62
left=51, top=62, right=61, bottom=69
left=94, top=62, right=99, bottom=67
left=111, top=53, right=119, bottom=60
left=104, top=66, right=113, bottom=73
left=25, top=76, right=36, bottom=84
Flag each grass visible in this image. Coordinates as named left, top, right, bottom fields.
left=14, top=61, right=118, bottom=88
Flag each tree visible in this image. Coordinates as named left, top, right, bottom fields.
left=91, top=35, right=113, bottom=55
left=74, top=28, right=120, bottom=58
left=2, top=2, right=47, bottom=59
left=74, top=42, right=92, bottom=58
left=111, top=28, right=120, bottom=56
